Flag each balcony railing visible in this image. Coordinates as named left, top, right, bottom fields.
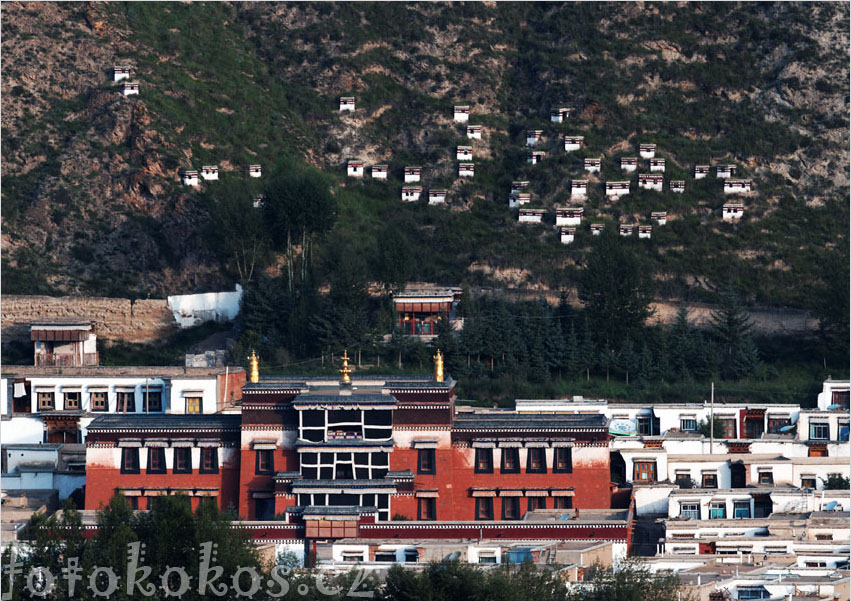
left=34, top=352, right=99, bottom=367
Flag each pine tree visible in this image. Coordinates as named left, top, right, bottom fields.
left=565, top=321, right=581, bottom=379
left=615, top=337, right=639, bottom=385
left=580, top=316, right=597, bottom=382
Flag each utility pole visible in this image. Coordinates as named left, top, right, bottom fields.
left=710, top=381, right=715, bottom=455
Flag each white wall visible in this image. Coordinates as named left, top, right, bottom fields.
left=0, top=417, right=46, bottom=444
left=170, top=378, right=218, bottom=414
left=633, top=485, right=674, bottom=516
left=168, top=284, right=243, bottom=328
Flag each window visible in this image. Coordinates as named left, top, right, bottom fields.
left=744, top=420, right=764, bottom=439
left=737, top=586, right=768, bottom=600
left=718, top=418, right=737, bottom=439
left=526, top=448, right=546, bottom=473
left=37, top=392, right=55, bottom=411
left=633, top=461, right=657, bottom=483
left=767, top=417, right=790, bottom=433
left=839, top=421, right=849, bottom=442
left=254, top=498, right=274, bottom=521
left=810, top=423, right=829, bottom=440
left=144, top=390, right=162, bottom=412
left=832, top=390, right=850, bottom=410
left=475, top=498, right=494, bottom=521
left=474, top=448, right=493, bottom=473
left=637, top=416, right=651, bottom=436
left=815, top=533, right=833, bottom=541
left=553, top=496, right=573, bottom=510
left=675, top=472, right=693, bottom=488
left=121, top=448, right=140, bottom=474
left=147, top=448, right=166, bottom=474
left=91, top=391, right=107, bottom=411
left=528, top=497, right=546, bottom=511
left=200, top=448, right=218, bottom=474
left=417, top=449, right=435, bottom=475
left=116, top=392, right=135, bottom=413
left=733, top=501, right=751, bottom=519
left=374, top=553, right=396, bottom=562
left=501, top=448, right=520, bottom=474
left=173, top=448, right=191, bottom=474
left=709, top=503, right=726, bottom=519
left=64, top=392, right=80, bottom=410
left=680, top=503, right=700, bottom=520
left=680, top=418, right=697, bottom=431
left=186, top=397, right=201, bottom=414
left=553, top=447, right=572, bottom=473
left=757, top=471, right=773, bottom=485
left=502, top=497, right=521, bottom=520
left=702, top=473, right=718, bottom=488
left=128, top=496, right=139, bottom=511
left=418, top=498, right=436, bottom=521
left=256, top=449, right=273, bottom=475
left=478, top=553, right=497, bottom=565
left=801, top=477, right=816, bottom=489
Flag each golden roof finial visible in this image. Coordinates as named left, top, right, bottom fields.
left=433, top=349, right=444, bottom=383
left=248, top=349, right=260, bottom=384
left=340, top=349, right=352, bottom=385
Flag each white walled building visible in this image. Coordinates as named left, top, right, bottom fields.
left=371, top=165, right=388, bottom=180
left=716, top=164, right=736, bottom=178
left=509, top=193, right=531, bottom=209
left=555, top=207, right=583, bottom=226
left=584, top=158, right=601, bottom=173
left=466, top=125, right=482, bottom=139
left=121, top=82, right=139, bottom=96
left=347, top=160, right=364, bottom=178
left=621, top=157, right=638, bottom=172
left=200, top=165, right=219, bottom=181
left=454, top=105, right=470, bottom=122
left=559, top=228, right=576, bottom=245
left=551, top=107, right=570, bottom=123
left=518, top=208, right=545, bottom=224
left=564, top=136, right=584, bottom=151
left=401, top=186, right=422, bottom=202
left=670, top=180, right=685, bottom=193
left=649, top=158, right=666, bottom=173
left=404, top=166, right=421, bottom=183
left=428, top=189, right=447, bottom=205
left=724, top=179, right=753, bottom=194
left=113, top=66, right=131, bottom=82
left=619, top=224, right=634, bottom=236
left=722, top=203, right=744, bottom=220
left=458, top=163, right=475, bottom=178
left=457, top=146, right=473, bottom=161
left=694, top=165, right=710, bottom=179
left=180, top=170, right=200, bottom=187
left=527, top=151, right=546, bottom=164
left=339, top=97, right=356, bottom=112
left=639, top=143, right=656, bottom=159
left=526, top=130, right=544, bottom=146
left=638, top=174, right=664, bottom=191
left=638, top=225, right=653, bottom=239
left=590, top=223, right=605, bottom=236
left=606, top=181, right=631, bottom=198
left=651, top=211, right=668, bottom=225
left=571, top=180, right=588, bottom=199
left=246, top=164, right=262, bottom=178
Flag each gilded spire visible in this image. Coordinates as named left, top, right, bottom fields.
left=340, top=349, right=352, bottom=385
left=433, top=349, right=444, bottom=383
left=248, top=349, right=260, bottom=383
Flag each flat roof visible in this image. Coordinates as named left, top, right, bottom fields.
left=86, top=414, right=241, bottom=431
left=1, top=365, right=243, bottom=378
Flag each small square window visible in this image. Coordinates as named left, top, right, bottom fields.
left=801, top=477, right=816, bottom=489
left=758, top=471, right=773, bottom=485
left=186, top=397, right=201, bottom=414
left=417, top=449, right=436, bottom=475
left=64, top=392, right=80, bottom=410
left=38, top=392, right=55, bottom=411
left=702, top=473, right=718, bottom=488
left=91, top=392, right=108, bottom=411
left=680, top=418, right=697, bottom=431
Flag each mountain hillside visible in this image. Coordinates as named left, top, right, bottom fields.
left=2, top=2, right=848, bottom=316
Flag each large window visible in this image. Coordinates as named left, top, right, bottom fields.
left=186, top=397, right=201, bottom=414
left=832, top=390, right=850, bottom=409
left=121, top=448, right=140, bottom=474
left=757, top=471, right=773, bottom=485
left=526, top=448, right=546, bottom=474
left=801, top=476, right=816, bottom=489
left=553, top=448, right=572, bottom=473
left=418, top=498, right=436, bottom=521
left=709, top=502, right=726, bottom=519
left=38, top=392, right=55, bottom=411
left=200, top=448, right=219, bottom=474
left=718, top=418, right=737, bottom=439
left=64, top=392, right=80, bottom=410
left=475, top=449, right=493, bottom=473
left=679, top=502, right=700, bottom=520
left=475, top=498, right=494, bottom=521
left=637, top=416, right=652, bottom=436
left=738, top=586, right=768, bottom=600
left=256, top=449, right=274, bottom=475
left=117, top=392, right=135, bottom=413
left=91, top=391, right=107, bottom=412
left=767, top=417, right=790, bottom=433
left=553, top=496, right=573, bottom=510
left=147, top=448, right=166, bottom=474
left=417, top=449, right=436, bottom=475
left=810, top=423, right=830, bottom=440
left=173, top=448, right=191, bottom=474
left=254, top=498, right=274, bottom=521
left=733, top=501, right=751, bottom=519
left=702, top=473, right=718, bottom=488
left=680, top=417, right=697, bottom=432
left=144, top=390, right=162, bottom=412
left=501, top=497, right=521, bottom=520
left=633, top=461, right=657, bottom=483
left=501, top=449, right=520, bottom=474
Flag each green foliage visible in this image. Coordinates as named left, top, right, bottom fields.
left=569, top=558, right=685, bottom=601
left=822, top=474, right=851, bottom=490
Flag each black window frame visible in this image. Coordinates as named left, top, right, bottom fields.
left=475, top=497, right=494, bottom=521
left=553, top=447, right=573, bottom=473
left=146, top=447, right=166, bottom=474
left=200, top=448, right=219, bottom=474
left=417, top=498, right=437, bottom=521
left=701, top=473, right=718, bottom=488
left=417, top=449, right=436, bottom=475
left=474, top=448, right=493, bottom=473
left=528, top=497, right=546, bottom=512
left=255, top=449, right=274, bottom=475
left=553, top=496, right=573, bottom=510
left=143, top=390, right=163, bottom=413
left=120, top=448, right=140, bottom=474
left=173, top=448, right=192, bottom=474
left=501, top=497, right=521, bottom=520
left=500, top=448, right=520, bottom=474
left=526, top=448, right=547, bottom=474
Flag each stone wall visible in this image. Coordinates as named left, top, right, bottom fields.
left=1, top=295, right=177, bottom=343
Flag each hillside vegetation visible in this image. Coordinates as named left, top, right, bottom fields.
left=2, top=2, right=848, bottom=319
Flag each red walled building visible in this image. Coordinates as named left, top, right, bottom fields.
left=85, top=359, right=616, bottom=538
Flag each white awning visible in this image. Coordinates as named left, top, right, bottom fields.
left=471, top=441, right=495, bottom=449
left=144, top=439, right=169, bottom=448
left=471, top=489, right=496, bottom=497
left=117, top=439, right=142, bottom=448
left=525, top=489, right=549, bottom=497
left=171, top=439, right=194, bottom=448
left=182, top=390, right=204, bottom=397
left=60, top=386, right=82, bottom=392
left=551, top=441, right=575, bottom=448
left=197, top=439, right=221, bottom=448
left=498, top=490, right=523, bottom=497
left=415, top=490, right=439, bottom=498
left=252, top=440, right=277, bottom=450
left=411, top=439, right=439, bottom=449
left=497, top=441, right=522, bottom=448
